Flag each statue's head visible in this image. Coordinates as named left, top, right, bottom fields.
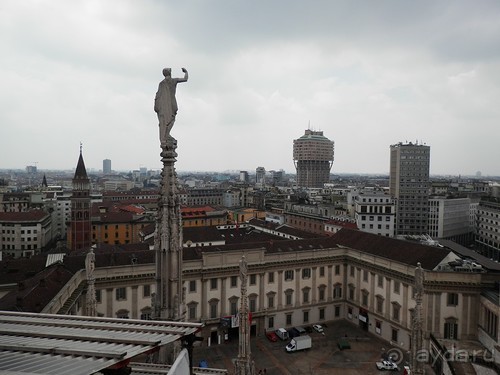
left=162, top=68, right=172, bottom=77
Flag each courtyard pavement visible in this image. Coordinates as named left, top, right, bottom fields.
left=191, top=320, right=430, bottom=375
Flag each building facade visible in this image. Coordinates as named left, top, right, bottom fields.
left=293, top=130, right=334, bottom=188
left=255, top=167, right=266, bottom=186
left=0, top=210, right=52, bottom=258
left=186, top=188, right=224, bottom=206
left=428, top=197, right=473, bottom=244
left=475, top=198, right=500, bottom=261
left=36, top=229, right=499, bottom=366
left=354, top=188, right=396, bottom=237
left=389, top=142, right=430, bottom=236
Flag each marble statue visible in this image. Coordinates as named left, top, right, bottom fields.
left=154, top=67, right=189, bottom=148
left=85, top=248, right=95, bottom=279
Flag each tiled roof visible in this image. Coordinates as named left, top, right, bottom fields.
left=331, top=228, right=452, bottom=270
left=184, top=226, right=224, bottom=243
left=247, top=218, right=323, bottom=239
left=275, top=224, right=324, bottom=238
left=0, top=210, right=50, bottom=222
left=0, top=254, right=48, bottom=285
left=326, top=219, right=358, bottom=230
left=119, top=205, right=146, bottom=214
left=94, top=211, right=136, bottom=223
left=0, top=263, right=74, bottom=313
left=181, top=206, right=216, bottom=213
left=184, top=228, right=452, bottom=270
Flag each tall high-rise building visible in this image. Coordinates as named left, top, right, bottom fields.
left=68, top=146, right=91, bottom=251
left=103, top=159, right=112, bottom=174
left=390, top=142, right=430, bottom=236
left=239, top=171, right=249, bottom=183
left=255, top=167, right=266, bottom=185
left=293, top=129, right=334, bottom=188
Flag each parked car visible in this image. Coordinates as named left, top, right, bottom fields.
left=312, top=324, right=324, bottom=333
left=376, top=360, right=399, bottom=371
left=266, top=331, right=278, bottom=342
left=304, top=326, right=313, bottom=333
left=293, top=326, right=307, bottom=336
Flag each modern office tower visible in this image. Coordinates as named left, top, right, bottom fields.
left=239, top=171, right=249, bottom=183
left=26, top=165, right=37, bottom=174
left=389, top=142, right=430, bottom=236
left=271, top=170, right=284, bottom=185
left=103, top=159, right=112, bottom=174
left=428, top=197, right=473, bottom=244
left=293, top=130, right=334, bottom=188
left=68, top=147, right=91, bottom=251
left=255, top=167, right=266, bottom=185
left=475, top=198, right=500, bottom=261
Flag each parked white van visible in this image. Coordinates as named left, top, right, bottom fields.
left=275, top=328, right=289, bottom=341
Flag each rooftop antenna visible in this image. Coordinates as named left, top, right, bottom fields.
left=80, top=141, right=83, bottom=154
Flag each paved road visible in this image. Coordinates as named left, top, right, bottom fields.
left=192, top=320, right=429, bottom=375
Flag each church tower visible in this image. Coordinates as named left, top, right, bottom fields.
left=68, top=145, right=91, bottom=251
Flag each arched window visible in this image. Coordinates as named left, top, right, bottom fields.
left=116, top=309, right=129, bottom=319
left=140, top=307, right=152, bottom=320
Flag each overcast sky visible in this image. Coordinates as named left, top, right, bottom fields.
left=1, top=1, right=499, bottom=176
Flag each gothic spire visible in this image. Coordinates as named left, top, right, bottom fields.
left=74, top=143, right=88, bottom=180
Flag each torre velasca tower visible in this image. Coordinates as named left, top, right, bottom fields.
left=390, top=142, right=430, bottom=236
left=293, top=129, right=334, bottom=188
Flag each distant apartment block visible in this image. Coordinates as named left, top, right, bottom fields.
left=0, top=210, right=52, bottom=258
left=181, top=206, right=227, bottom=228
left=354, top=188, right=395, bottom=237
left=390, top=142, right=430, bottom=236
left=186, top=188, right=223, bottom=206
left=255, top=167, right=266, bottom=185
left=293, top=130, right=334, bottom=188
left=91, top=203, right=153, bottom=245
left=222, top=189, right=241, bottom=208
left=0, top=193, right=32, bottom=212
left=239, top=171, right=249, bottom=183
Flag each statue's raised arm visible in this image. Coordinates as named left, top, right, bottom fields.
left=154, top=67, right=189, bottom=149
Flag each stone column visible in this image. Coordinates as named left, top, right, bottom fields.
left=234, top=256, right=256, bottom=375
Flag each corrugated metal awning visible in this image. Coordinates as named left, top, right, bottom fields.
left=45, top=253, right=65, bottom=267
left=0, top=310, right=203, bottom=375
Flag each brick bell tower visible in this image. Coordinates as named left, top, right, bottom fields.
left=69, top=143, right=91, bottom=252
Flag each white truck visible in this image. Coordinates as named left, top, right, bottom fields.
left=285, top=335, right=312, bottom=352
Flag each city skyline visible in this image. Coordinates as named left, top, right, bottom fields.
left=1, top=1, right=500, bottom=176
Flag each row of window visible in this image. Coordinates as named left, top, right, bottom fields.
left=2, top=237, right=38, bottom=242
left=1, top=244, right=38, bottom=250
left=96, top=285, right=151, bottom=303
left=1, top=229, right=38, bottom=234
left=189, top=266, right=339, bottom=292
